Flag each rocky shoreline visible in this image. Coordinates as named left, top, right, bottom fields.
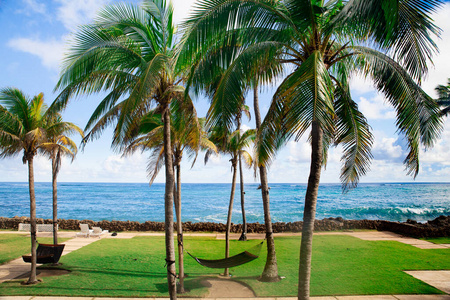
left=1, top=215, right=449, bottom=238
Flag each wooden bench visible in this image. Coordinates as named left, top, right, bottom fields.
left=18, top=223, right=57, bottom=232
left=22, top=243, right=65, bottom=264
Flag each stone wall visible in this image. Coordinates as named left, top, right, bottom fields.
left=1, top=215, right=448, bottom=238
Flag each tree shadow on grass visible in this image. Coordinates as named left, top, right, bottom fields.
left=67, top=266, right=166, bottom=278
left=0, top=279, right=162, bottom=295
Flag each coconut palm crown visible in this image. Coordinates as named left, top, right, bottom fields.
left=181, top=0, right=443, bottom=186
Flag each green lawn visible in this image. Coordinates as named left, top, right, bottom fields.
left=0, top=234, right=449, bottom=297
left=423, top=237, right=450, bottom=244
left=0, top=234, right=70, bottom=264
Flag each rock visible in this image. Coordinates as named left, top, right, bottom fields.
left=0, top=215, right=448, bottom=237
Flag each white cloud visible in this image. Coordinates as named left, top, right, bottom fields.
left=350, top=75, right=375, bottom=95
left=287, top=139, right=310, bottom=163
left=18, top=0, right=47, bottom=15
left=362, top=160, right=409, bottom=182
left=420, top=118, right=450, bottom=165
left=7, top=37, right=65, bottom=71
left=241, top=124, right=251, bottom=132
left=358, top=94, right=396, bottom=120
left=55, top=0, right=110, bottom=31
left=172, top=0, right=197, bottom=25
left=421, top=3, right=450, bottom=96
left=372, top=135, right=403, bottom=161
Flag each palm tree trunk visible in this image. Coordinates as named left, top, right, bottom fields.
left=298, top=120, right=323, bottom=300
left=163, top=107, right=177, bottom=300
left=52, top=151, right=58, bottom=245
left=27, top=156, right=38, bottom=284
left=174, top=158, right=185, bottom=293
left=224, top=157, right=238, bottom=276
left=238, top=153, right=247, bottom=241
left=254, top=85, right=279, bottom=281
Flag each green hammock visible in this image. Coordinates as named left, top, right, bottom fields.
left=186, top=241, right=264, bottom=269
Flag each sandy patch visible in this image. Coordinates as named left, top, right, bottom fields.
left=201, top=276, right=256, bottom=298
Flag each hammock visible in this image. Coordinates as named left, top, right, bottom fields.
left=186, top=241, right=264, bottom=269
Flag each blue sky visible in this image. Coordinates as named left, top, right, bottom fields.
left=0, top=0, right=449, bottom=184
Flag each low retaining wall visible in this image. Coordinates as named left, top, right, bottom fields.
left=1, top=216, right=448, bottom=238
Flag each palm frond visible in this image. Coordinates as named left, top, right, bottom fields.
left=353, top=45, right=442, bottom=177
left=147, top=146, right=165, bottom=185
left=240, top=150, right=253, bottom=168
left=333, top=0, right=442, bottom=81
left=257, top=51, right=335, bottom=166
left=334, top=83, right=374, bottom=191
left=206, top=41, right=285, bottom=132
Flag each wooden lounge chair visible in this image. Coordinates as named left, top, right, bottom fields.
left=22, top=243, right=65, bottom=264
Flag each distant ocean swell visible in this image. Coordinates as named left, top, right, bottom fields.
left=0, top=182, right=449, bottom=223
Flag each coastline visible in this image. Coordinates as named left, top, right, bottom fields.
left=2, top=215, right=449, bottom=238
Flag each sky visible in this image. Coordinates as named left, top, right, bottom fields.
left=0, top=0, right=449, bottom=184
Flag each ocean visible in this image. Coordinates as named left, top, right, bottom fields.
left=0, top=182, right=449, bottom=224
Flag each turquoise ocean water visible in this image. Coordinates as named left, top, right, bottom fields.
left=0, top=182, right=449, bottom=223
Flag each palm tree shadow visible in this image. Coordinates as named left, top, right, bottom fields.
left=1, top=280, right=161, bottom=294
left=68, top=266, right=166, bottom=278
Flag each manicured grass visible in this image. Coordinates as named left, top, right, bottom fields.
left=0, top=234, right=449, bottom=297
left=423, top=237, right=450, bottom=244
left=0, top=234, right=70, bottom=264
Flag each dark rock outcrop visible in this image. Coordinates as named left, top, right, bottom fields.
left=1, top=215, right=448, bottom=238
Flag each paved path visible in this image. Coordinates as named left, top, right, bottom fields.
left=405, top=271, right=450, bottom=294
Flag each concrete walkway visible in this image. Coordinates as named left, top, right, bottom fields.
left=405, top=271, right=450, bottom=294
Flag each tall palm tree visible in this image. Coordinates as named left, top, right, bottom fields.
left=54, top=1, right=188, bottom=297
left=206, top=126, right=255, bottom=276
left=0, top=88, right=49, bottom=284
left=435, top=79, right=450, bottom=116
left=181, top=0, right=443, bottom=298
left=237, top=106, right=251, bottom=241
left=252, top=82, right=279, bottom=280
left=41, top=113, right=83, bottom=245
left=122, top=100, right=216, bottom=293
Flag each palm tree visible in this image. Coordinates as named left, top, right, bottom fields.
left=206, top=126, right=255, bottom=276
left=435, top=79, right=450, bottom=116
left=237, top=106, right=251, bottom=241
left=41, top=113, right=83, bottom=245
left=181, top=0, right=443, bottom=298
left=122, top=99, right=216, bottom=293
left=0, top=88, right=49, bottom=284
left=252, top=82, right=280, bottom=280
left=54, top=1, right=188, bottom=297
